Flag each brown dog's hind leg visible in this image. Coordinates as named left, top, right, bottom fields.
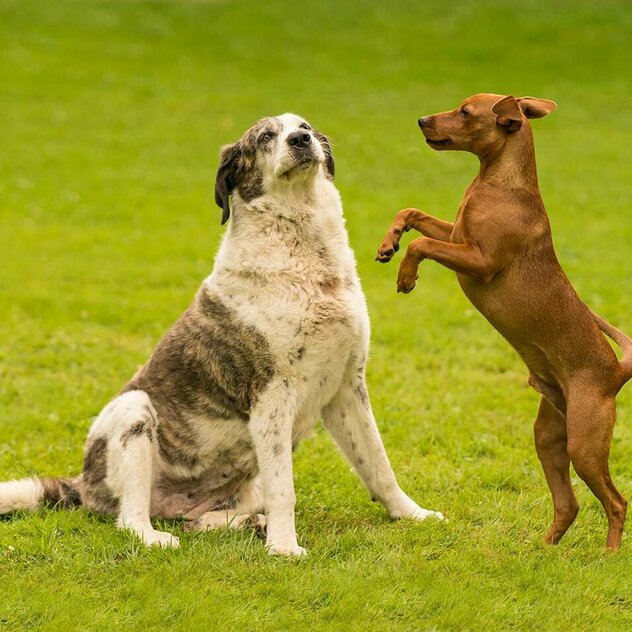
left=528, top=374, right=566, bottom=415
left=566, top=390, right=627, bottom=550
left=534, top=397, right=579, bottom=544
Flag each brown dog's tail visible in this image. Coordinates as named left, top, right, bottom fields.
left=591, top=310, right=632, bottom=387
left=0, top=476, right=82, bottom=514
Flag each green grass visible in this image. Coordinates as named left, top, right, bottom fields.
left=1, top=0, right=631, bottom=629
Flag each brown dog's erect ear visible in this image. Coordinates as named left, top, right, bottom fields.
left=313, top=130, right=335, bottom=179
left=517, top=97, right=557, bottom=119
left=491, top=95, right=523, bottom=132
left=214, top=143, right=241, bottom=225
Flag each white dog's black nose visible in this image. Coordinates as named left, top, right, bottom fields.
left=287, top=130, right=312, bottom=148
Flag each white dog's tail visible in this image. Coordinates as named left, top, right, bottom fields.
left=0, top=476, right=82, bottom=514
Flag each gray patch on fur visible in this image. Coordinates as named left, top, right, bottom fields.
left=232, top=119, right=282, bottom=202
left=313, top=129, right=335, bottom=179
left=215, top=117, right=283, bottom=222
left=120, top=420, right=153, bottom=447
left=41, top=477, right=82, bottom=509
left=81, top=436, right=119, bottom=514
left=123, top=291, right=275, bottom=467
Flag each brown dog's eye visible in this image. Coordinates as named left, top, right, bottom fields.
left=460, top=108, right=469, bottom=118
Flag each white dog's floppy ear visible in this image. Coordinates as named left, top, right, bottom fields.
left=314, top=130, right=335, bottom=179
left=214, top=143, right=241, bottom=225
left=517, top=97, right=557, bottom=119
left=491, top=95, right=523, bottom=132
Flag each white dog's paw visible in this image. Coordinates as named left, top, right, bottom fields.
left=142, top=529, right=180, bottom=548
left=391, top=499, right=445, bottom=522
left=267, top=542, right=307, bottom=557
left=408, top=507, right=445, bottom=521
left=247, top=513, right=267, bottom=536
left=389, top=493, right=445, bottom=522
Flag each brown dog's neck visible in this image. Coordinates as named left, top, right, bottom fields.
left=476, top=126, right=539, bottom=191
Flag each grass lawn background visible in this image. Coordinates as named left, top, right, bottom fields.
left=1, top=0, right=631, bottom=629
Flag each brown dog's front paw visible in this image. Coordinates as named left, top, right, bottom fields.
left=375, top=238, right=400, bottom=263
left=376, top=248, right=394, bottom=263
left=397, top=277, right=417, bottom=294
left=397, top=262, right=419, bottom=293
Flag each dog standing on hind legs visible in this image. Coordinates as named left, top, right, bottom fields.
left=377, top=93, right=632, bottom=549
left=0, top=113, right=443, bottom=555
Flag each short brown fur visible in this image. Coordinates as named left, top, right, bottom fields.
left=377, top=93, right=632, bottom=549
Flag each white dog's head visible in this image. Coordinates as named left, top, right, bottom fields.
left=214, top=113, right=335, bottom=224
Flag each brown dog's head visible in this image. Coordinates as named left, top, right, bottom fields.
left=418, top=93, right=557, bottom=157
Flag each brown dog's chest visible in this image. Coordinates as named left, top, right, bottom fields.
left=448, top=190, right=617, bottom=383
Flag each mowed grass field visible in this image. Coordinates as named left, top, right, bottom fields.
left=1, top=0, right=631, bottom=629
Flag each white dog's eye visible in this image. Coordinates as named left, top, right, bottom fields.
left=260, top=132, right=275, bottom=142
left=299, top=123, right=311, bottom=130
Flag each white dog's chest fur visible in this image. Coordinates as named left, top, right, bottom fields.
left=146, top=180, right=369, bottom=499
left=198, top=188, right=365, bottom=436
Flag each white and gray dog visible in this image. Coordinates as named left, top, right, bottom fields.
left=0, top=114, right=442, bottom=555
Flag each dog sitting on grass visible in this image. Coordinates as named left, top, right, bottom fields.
left=377, top=94, right=631, bottom=549
left=0, top=114, right=442, bottom=555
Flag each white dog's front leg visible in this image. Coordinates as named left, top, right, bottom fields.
left=249, top=384, right=305, bottom=557
left=322, top=378, right=444, bottom=522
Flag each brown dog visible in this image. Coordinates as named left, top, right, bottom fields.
left=376, top=93, right=632, bottom=549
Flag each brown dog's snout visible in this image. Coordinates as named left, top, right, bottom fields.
left=418, top=117, right=431, bottom=129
